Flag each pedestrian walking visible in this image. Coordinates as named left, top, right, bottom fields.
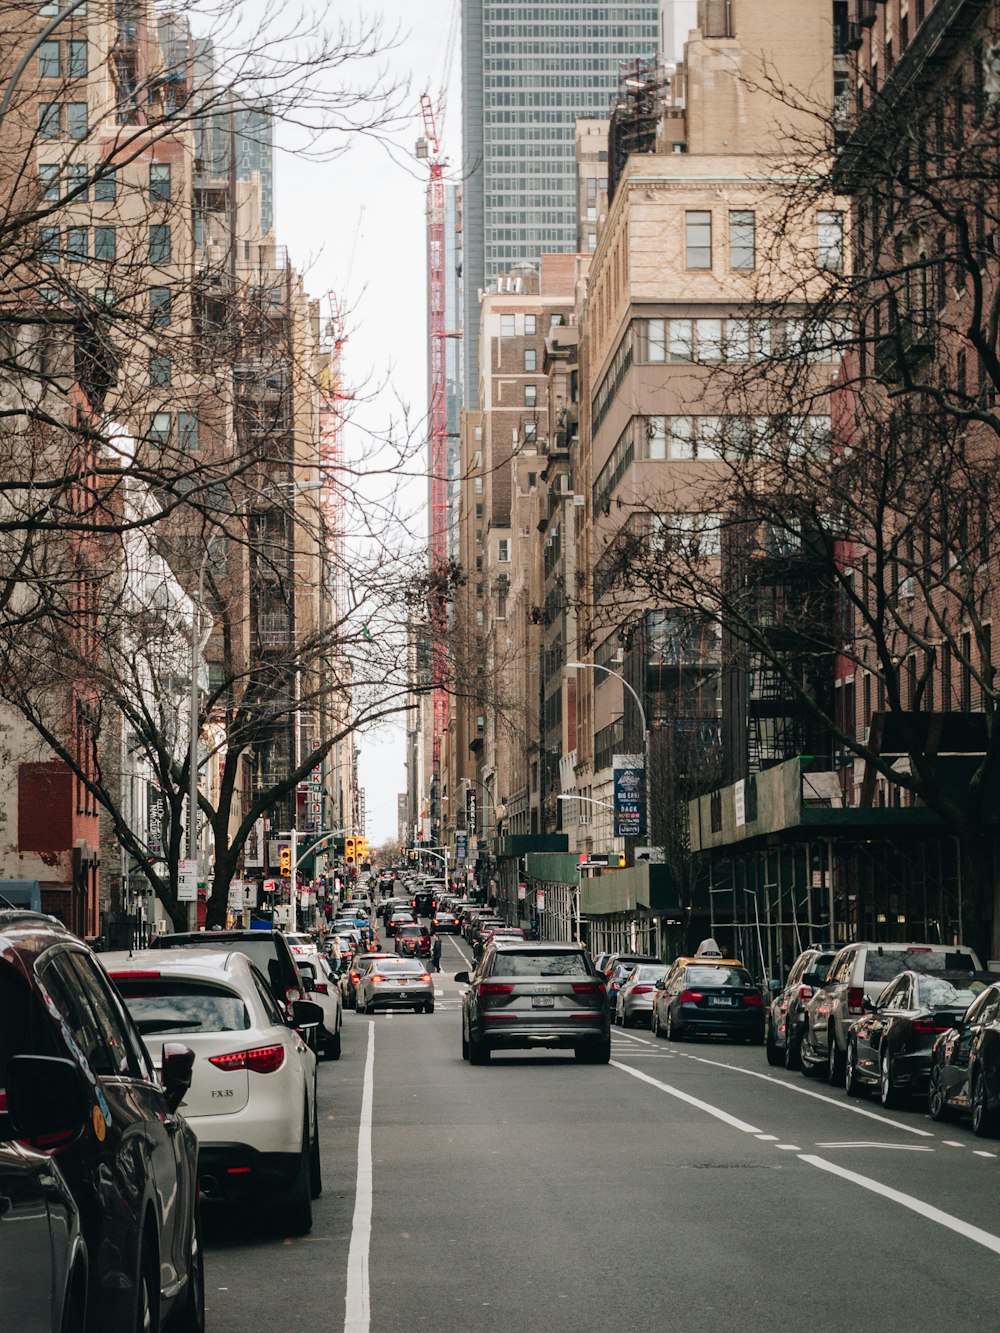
left=431, top=934, right=442, bottom=973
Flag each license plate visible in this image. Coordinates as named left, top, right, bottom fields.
left=396, top=979, right=409, bottom=986
left=709, top=996, right=735, bottom=1006
left=532, top=995, right=554, bottom=1008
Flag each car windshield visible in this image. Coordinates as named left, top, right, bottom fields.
left=685, top=966, right=753, bottom=988
left=864, top=950, right=975, bottom=982
left=114, top=978, right=249, bottom=1034
left=916, top=977, right=981, bottom=1008
left=492, top=952, right=590, bottom=977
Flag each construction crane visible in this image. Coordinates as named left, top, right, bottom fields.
left=416, top=89, right=451, bottom=786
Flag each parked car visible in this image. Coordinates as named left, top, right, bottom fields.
left=355, top=958, right=435, bottom=1014
left=294, top=954, right=344, bottom=1058
left=0, top=1140, right=87, bottom=1333
left=603, top=953, right=660, bottom=1019
left=1, top=911, right=203, bottom=1331
left=800, top=941, right=982, bottom=1083
left=652, top=960, right=764, bottom=1043
left=395, top=924, right=432, bottom=958
left=616, top=963, right=667, bottom=1027
left=106, top=948, right=323, bottom=1233
left=151, top=927, right=305, bottom=1021
left=765, top=947, right=837, bottom=1069
left=845, top=969, right=991, bottom=1106
left=456, top=942, right=610, bottom=1064
left=929, top=980, right=1000, bottom=1135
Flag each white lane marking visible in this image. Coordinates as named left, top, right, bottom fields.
left=776, top=1144, right=800, bottom=1151
left=435, top=987, right=444, bottom=997
left=973, top=1151, right=997, bottom=1158
left=815, top=1142, right=935, bottom=1152
left=673, top=1050, right=934, bottom=1137
left=613, top=1028, right=654, bottom=1047
left=756, top=1134, right=779, bottom=1141
left=610, top=1061, right=761, bottom=1134
left=943, top=1140, right=964, bottom=1148
left=801, top=1154, right=1000, bottom=1257
left=344, top=1022, right=375, bottom=1333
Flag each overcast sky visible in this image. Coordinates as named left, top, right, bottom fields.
left=274, top=1, right=460, bottom=846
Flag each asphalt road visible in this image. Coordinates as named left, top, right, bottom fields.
left=202, top=931, right=1000, bottom=1333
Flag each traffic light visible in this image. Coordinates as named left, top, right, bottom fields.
left=614, top=852, right=625, bottom=868
left=357, top=837, right=369, bottom=863
left=279, top=846, right=291, bottom=877
left=345, top=837, right=356, bottom=865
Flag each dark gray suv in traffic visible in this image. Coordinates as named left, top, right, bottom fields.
left=456, top=941, right=610, bottom=1064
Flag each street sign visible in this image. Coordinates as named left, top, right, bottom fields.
left=456, top=831, right=468, bottom=862
left=178, top=859, right=198, bottom=903
left=612, top=753, right=646, bottom=840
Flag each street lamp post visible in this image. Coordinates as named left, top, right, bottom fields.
left=555, top=793, right=616, bottom=947
left=564, top=662, right=650, bottom=854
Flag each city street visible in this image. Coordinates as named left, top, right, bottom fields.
left=203, top=933, right=1000, bottom=1333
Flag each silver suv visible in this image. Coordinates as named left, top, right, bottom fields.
left=800, top=941, right=982, bottom=1082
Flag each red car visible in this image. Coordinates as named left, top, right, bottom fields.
left=395, top=924, right=432, bottom=957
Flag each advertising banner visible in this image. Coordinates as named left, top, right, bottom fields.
left=455, top=831, right=468, bottom=862
left=612, top=753, right=646, bottom=840
left=146, top=783, right=166, bottom=859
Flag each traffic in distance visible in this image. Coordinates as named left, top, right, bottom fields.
left=5, top=866, right=1000, bottom=1330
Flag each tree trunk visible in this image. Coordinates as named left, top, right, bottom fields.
left=205, top=848, right=238, bottom=929
left=957, top=828, right=996, bottom=967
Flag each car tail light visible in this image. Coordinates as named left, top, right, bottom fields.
left=797, top=985, right=813, bottom=1001
left=421, top=973, right=432, bottom=983
left=847, top=986, right=865, bottom=1016
left=209, top=1044, right=286, bottom=1074
left=109, top=970, right=161, bottom=979
left=630, top=985, right=654, bottom=996
left=679, top=990, right=704, bottom=1004
left=913, top=1019, right=949, bottom=1034
left=350, top=972, right=360, bottom=984
left=371, top=974, right=384, bottom=984
left=479, top=982, right=514, bottom=996
left=572, top=982, right=605, bottom=996
left=432, top=918, right=439, bottom=924
left=314, top=982, right=329, bottom=995
left=742, top=992, right=763, bottom=1007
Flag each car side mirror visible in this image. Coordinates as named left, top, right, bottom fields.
left=290, top=999, right=324, bottom=1030
left=768, top=980, right=782, bottom=994
left=161, top=1043, right=196, bottom=1113
left=655, top=979, right=665, bottom=990
left=863, top=995, right=878, bottom=1013
left=454, top=971, right=470, bottom=985
left=5, top=1055, right=88, bottom=1140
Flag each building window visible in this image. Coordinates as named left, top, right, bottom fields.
left=524, top=383, right=537, bottom=407
left=65, top=226, right=88, bottom=261
left=524, top=348, right=536, bottom=371
left=39, top=164, right=60, bottom=201
left=39, top=103, right=61, bottom=138
left=500, top=313, right=515, bottom=336
left=93, top=226, right=115, bottom=260
left=817, top=211, right=844, bottom=272
left=65, top=162, right=88, bottom=198
left=148, top=224, right=171, bottom=264
left=150, top=286, right=171, bottom=325
left=524, top=314, right=536, bottom=335
left=67, top=40, right=88, bottom=78
left=729, top=210, right=755, bottom=269
left=523, top=419, right=537, bottom=442
left=177, top=412, right=200, bottom=450
left=149, top=163, right=171, bottom=201
left=498, top=538, right=510, bottom=562
left=149, top=412, right=171, bottom=445
left=686, top=210, right=712, bottom=269
left=66, top=102, right=88, bottom=140
left=40, top=227, right=60, bottom=263
left=94, top=168, right=116, bottom=201
left=38, top=40, right=60, bottom=78
left=149, top=355, right=171, bottom=386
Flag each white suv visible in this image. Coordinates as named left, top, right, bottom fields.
left=801, top=941, right=982, bottom=1083
left=105, top=949, right=322, bottom=1234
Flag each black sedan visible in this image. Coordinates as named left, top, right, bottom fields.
left=929, top=980, right=1000, bottom=1135
left=653, top=963, right=765, bottom=1043
left=845, top=970, right=987, bottom=1107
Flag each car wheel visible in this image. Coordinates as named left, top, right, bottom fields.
left=136, top=1242, right=159, bottom=1333
left=425, top=1003, right=435, bottom=1014
left=971, top=1070, right=1000, bottom=1137
left=845, top=1040, right=863, bottom=1097
left=665, top=1008, right=682, bottom=1041
left=469, top=1032, right=491, bottom=1065
left=166, top=1206, right=205, bottom=1333
left=765, top=1018, right=783, bottom=1067
left=575, top=1038, right=611, bottom=1064
left=928, top=1063, right=952, bottom=1121
left=651, top=1006, right=662, bottom=1038
left=276, top=1117, right=313, bottom=1236
left=784, top=1026, right=802, bottom=1071
left=879, top=1050, right=899, bottom=1109
left=827, top=1029, right=845, bottom=1084
left=461, top=1024, right=470, bottom=1061
left=309, top=1114, right=322, bottom=1200
left=326, top=1026, right=342, bottom=1061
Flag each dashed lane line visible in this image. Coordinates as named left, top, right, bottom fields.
left=609, top=1060, right=762, bottom=1134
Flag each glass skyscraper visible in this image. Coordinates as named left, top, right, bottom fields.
left=461, top=1, right=659, bottom=405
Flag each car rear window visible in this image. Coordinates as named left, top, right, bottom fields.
left=492, top=952, right=590, bottom=977
left=114, top=979, right=250, bottom=1035
left=632, top=966, right=664, bottom=982
left=864, top=950, right=976, bottom=982
left=685, top=966, right=753, bottom=988
left=371, top=959, right=424, bottom=975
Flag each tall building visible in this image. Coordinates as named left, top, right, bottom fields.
left=460, top=0, right=659, bottom=406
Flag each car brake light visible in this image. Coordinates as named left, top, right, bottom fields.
left=630, top=985, right=654, bottom=996
left=479, top=982, right=514, bottom=996
left=679, top=990, right=704, bottom=1004
left=432, top=918, right=439, bottom=924
left=742, top=992, right=763, bottom=1006
left=572, top=982, right=605, bottom=995
left=797, top=985, right=813, bottom=1001
left=314, top=983, right=329, bottom=995
left=421, top=973, right=432, bottom=982
left=209, top=1044, right=286, bottom=1074
left=847, top=986, right=865, bottom=1016
left=371, top=974, right=384, bottom=983
left=350, top=972, right=360, bottom=984
left=913, top=1019, right=949, bottom=1034
left=109, top=970, right=161, bottom=979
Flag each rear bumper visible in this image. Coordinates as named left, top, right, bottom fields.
left=677, top=1007, right=764, bottom=1038
left=366, top=989, right=433, bottom=1008
left=891, top=1049, right=933, bottom=1090
left=198, top=1143, right=301, bottom=1203
left=478, top=1016, right=609, bottom=1049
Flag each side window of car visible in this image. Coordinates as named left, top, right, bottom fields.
left=879, top=978, right=904, bottom=1009
left=831, top=951, right=852, bottom=985
left=250, top=967, right=285, bottom=1026
left=970, top=990, right=1000, bottom=1027
left=66, top=953, right=144, bottom=1078
left=40, top=954, right=122, bottom=1077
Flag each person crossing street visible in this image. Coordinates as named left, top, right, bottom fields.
left=431, top=933, right=442, bottom=973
